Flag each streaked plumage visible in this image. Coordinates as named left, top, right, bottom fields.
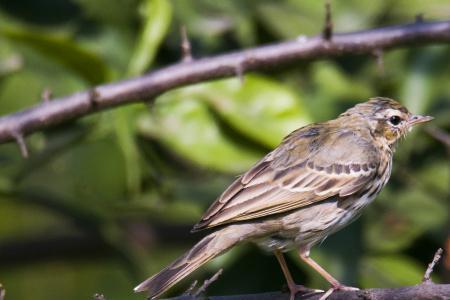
left=135, top=97, right=432, bottom=300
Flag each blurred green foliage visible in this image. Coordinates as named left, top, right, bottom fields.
left=0, top=1, right=449, bottom=299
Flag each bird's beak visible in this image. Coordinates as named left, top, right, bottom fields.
left=408, top=114, right=434, bottom=126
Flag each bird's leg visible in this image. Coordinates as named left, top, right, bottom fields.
left=274, top=250, right=320, bottom=300
left=298, top=249, right=359, bottom=292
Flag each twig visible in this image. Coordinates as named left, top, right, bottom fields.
left=0, top=19, right=450, bottom=144
left=193, top=268, right=223, bottom=297
left=180, top=26, right=193, bottom=63
left=183, top=280, right=198, bottom=296
left=0, top=283, right=5, bottom=300
left=322, top=2, right=333, bottom=41
left=426, top=127, right=450, bottom=149
left=422, top=248, right=443, bottom=283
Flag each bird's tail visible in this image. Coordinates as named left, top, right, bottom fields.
left=134, top=224, right=254, bottom=299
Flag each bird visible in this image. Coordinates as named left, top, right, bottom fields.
left=134, top=97, right=433, bottom=300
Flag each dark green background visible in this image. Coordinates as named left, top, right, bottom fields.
left=0, top=1, right=449, bottom=299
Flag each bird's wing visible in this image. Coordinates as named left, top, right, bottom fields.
left=193, top=124, right=380, bottom=231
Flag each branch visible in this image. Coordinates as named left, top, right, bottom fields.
left=0, top=19, right=450, bottom=148
left=165, top=283, right=450, bottom=300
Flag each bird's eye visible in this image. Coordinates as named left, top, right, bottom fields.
left=389, top=115, right=401, bottom=126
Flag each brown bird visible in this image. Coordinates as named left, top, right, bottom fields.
left=134, top=97, right=432, bottom=300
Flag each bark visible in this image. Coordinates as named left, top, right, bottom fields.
left=167, top=283, right=450, bottom=300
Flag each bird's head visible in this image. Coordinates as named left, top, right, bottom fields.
left=343, top=97, right=433, bottom=148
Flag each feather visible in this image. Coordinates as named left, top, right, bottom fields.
left=193, top=122, right=381, bottom=230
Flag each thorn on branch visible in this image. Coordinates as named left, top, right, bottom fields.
left=0, top=283, right=5, bottom=300
left=193, top=268, right=223, bottom=297
left=235, top=62, right=245, bottom=84
left=12, top=131, right=28, bottom=158
left=93, top=293, right=107, bottom=300
left=183, top=280, right=198, bottom=296
left=322, top=2, right=333, bottom=41
left=180, top=26, right=193, bottom=63
left=372, top=48, right=385, bottom=75
left=88, top=88, right=100, bottom=109
left=422, top=248, right=443, bottom=283
left=416, top=13, right=424, bottom=23
left=41, top=88, right=53, bottom=103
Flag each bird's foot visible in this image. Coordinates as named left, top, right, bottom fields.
left=318, top=284, right=359, bottom=300
left=285, top=284, right=322, bottom=300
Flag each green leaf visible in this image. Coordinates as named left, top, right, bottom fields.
left=360, top=255, right=424, bottom=287
left=21, top=137, right=127, bottom=206
left=181, top=75, right=311, bottom=148
left=3, top=259, right=139, bottom=300
left=204, top=76, right=310, bottom=148
left=114, top=0, right=172, bottom=197
left=127, top=0, right=172, bottom=76
left=137, top=75, right=311, bottom=172
left=0, top=26, right=110, bottom=84
left=312, top=62, right=373, bottom=100
left=256, top=1, right=385, bottom=40
left=138, top=95, right=261, bottom=173
left=113, top=105, right=144, bottom=198
left=417, top=162, right=450, bottom=193
left=365, top=187, right=446, bottom=252
left=74, top=0, right=139, bottom=27
left=400, top=52, right=434, bottom=114
left=256, top=2, right=320, bottom=39
left=172, top=1, right=256, bottom=47
left=309, top=61, right=373, bottom=120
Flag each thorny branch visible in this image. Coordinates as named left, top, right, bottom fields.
left=165, top=283, right=450, bottom=300
left=163, top=248, right=448, bottom=300
left=0, top=18, right=449, bottom=156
